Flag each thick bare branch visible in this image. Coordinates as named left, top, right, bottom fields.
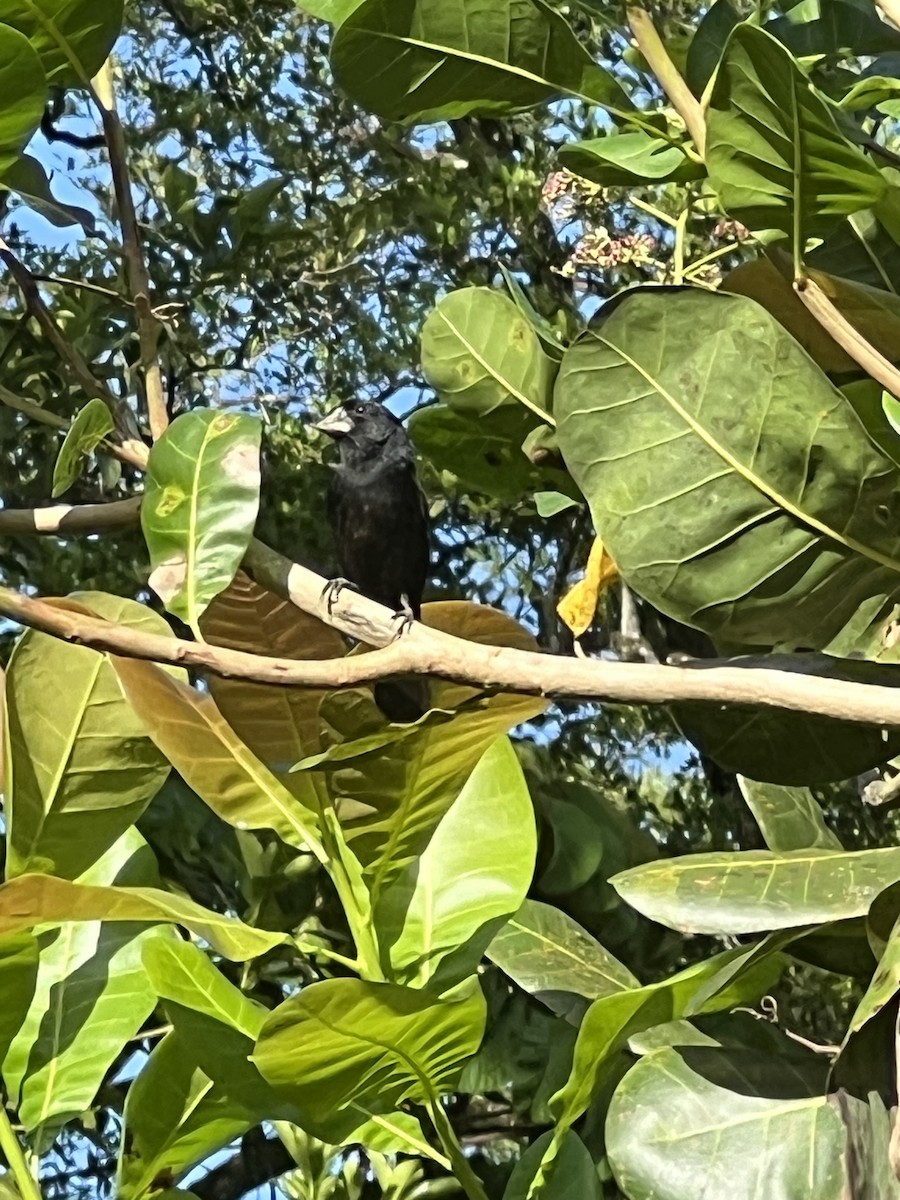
left=3, top=554, right=900, bottom=727
left=92, top=63, right=168, bottom=442
left=0, top=497, right=141, bottom=536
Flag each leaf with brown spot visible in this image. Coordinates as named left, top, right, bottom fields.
left=142, top=410, right=262, bottom=637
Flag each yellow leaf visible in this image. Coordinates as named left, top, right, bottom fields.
left=557, top=538, right=619, bottom=637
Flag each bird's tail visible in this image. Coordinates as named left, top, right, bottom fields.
left=373, top=677, right=430, bottom=723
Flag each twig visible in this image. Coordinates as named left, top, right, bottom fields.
left=0, top=386, right=147, bottom=472
left=0, top=235, right=134, bottom=436
left=795, top=275, right=900, bottom=398
left=5, top=557, right=900, bottom=727
left=626, top=7, right=706, bottom=156
left=0, top=496, right=141, bottom=536
left=92, top=63, right=168, bottom=442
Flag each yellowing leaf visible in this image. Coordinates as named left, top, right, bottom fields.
left=557, top=538, right=619, bottom=637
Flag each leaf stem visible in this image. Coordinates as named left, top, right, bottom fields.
left=426, top=1097, right=489, bottom=1200
left=0, top=1105, right=42, bottom=1200
left=626, top=7, right=706, bottom=156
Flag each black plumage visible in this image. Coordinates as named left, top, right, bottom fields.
left=315, top=399, right=430, bottom=720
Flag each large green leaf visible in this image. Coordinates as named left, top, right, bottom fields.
left=143, top=939, right=434, bottom=1159
left=487, top=899, right=638, bottom=1015
left=705, top=25, right=885, bottom=238
left=605, top=1044, right=842, bottom=1200
left=0, top=0, right=125, bottom=86
left=410, top=402, right=575, bottom=504
left=5, top=593, right=176, bottom=880
left=554, top=286, right=900, bottom=656
left=0, top=933, right=38, bottom=1064
left=0, top=25, right=46, bottom=173
left=685, top=0, right=740, bottom=96
left=2, top=830, right=172, bottom=1141
left=51, top=398, right=113, bottom=496
left=504, top=1130, right=600, bottom=1200
left=672, top=654, right=900, bottom=784
left=328, top=606, right=544, bottom=910
left=330, top=0, right=631, bottom=125
left=119, top=1029, right=253, bottom=1199
left=612, top=847, right=900, bottom=935
left=254, top=978, right=486, bottom=1118
left=112, top=657, right=324, bottom=857
left=546, top=948, right=785, bottom=1162
left=420, top=288, right=556, bottom=421
left=142, top=410, right=262, bottom=637
left=295, top=0, right=363, bottom=23
left=737, top=777, right=842, bottom=851
left=0, top=870, right=285, bottom=960
left=375, top=737, right=536, bottom=990
left=560, top=134, right=704, bottom=187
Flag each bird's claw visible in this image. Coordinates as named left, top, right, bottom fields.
left=321, top=577, right=359, bottom=616
left=391, top=594, right=416, bottom=640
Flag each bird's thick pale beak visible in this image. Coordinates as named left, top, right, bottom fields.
left=314, top=407, right=353, bottom=438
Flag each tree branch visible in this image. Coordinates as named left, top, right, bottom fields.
left=794, top=274, right=900, bottom=397
left=190, top=1131, right=294, bottom=1200
left=0, top=497, right=141, bottom=535
left=92, top=63, right=168, bottom=441
left=0, top=236, right=137, bottom=440
left=626, top=7, right=706, bottom=155
left=3, top=552, right=900, bottom=727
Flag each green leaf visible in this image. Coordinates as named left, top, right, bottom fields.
left=112, top=657, right=324, bottom=858
left=487, top=899, right=638, bottom=1013
left=0, top=0, right=125, bottom=86
left=421, top=288, right=556, bottom=421
left=0, top=933, right=38, bottom=1063
left=0, top=25, right=46, bottom=173
left=839, top=75, right=900, bottom=114
left=119, top=1029, right=253, bottom=1199
left=672, top=653, right=900, bottom=785
left=2, top=830, right=172, bottom=1141
left=503, top=1130, right=600, bottom=1200
left=330, top=0, right=632, bottom=125
left=0, top=871, right=286, bottom=960
left=323, top=602, right=544, bottom=903
left=706, top=25, right=885, bottom=238
left=410, top=402, right=575, bottom=504
left=560, top=134, right=704, bottom=187
left=612, top=847, right=900, bottom=935
left=737, top=777, right=842, bottom=851
left=685, top=0, right=740, bottom=96
left=769, top=0, right=900, bottom=57
left=253, top=978, right=486, bottom=1117
left=547, top=948, right=784, bottom=1153
left=554, top=286, right=900, bottom=656
left=883, top=391, right=900, bottom=437
left=605, top=1044, right=842, bottom=1200
left=534, top=491, right=579, bottom=519
left=295, top=0, right=364, bottom=21
left=5, top=592, right=177, bottom=880
left=375, top=737, right=537, bottom=990
left=142, top=410, right=262, bottom=637
left=51, top=398, right=114, bottom=496
left=0, top=154, right=95, bottom=229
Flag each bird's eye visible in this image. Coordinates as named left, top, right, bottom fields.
left=354, top=403, right=366, bottom=414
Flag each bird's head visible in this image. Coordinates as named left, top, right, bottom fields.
left=314, top=400, right=409, bottom=466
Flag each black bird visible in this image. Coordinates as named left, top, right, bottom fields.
left=315, top=398, right=430, bottom=720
